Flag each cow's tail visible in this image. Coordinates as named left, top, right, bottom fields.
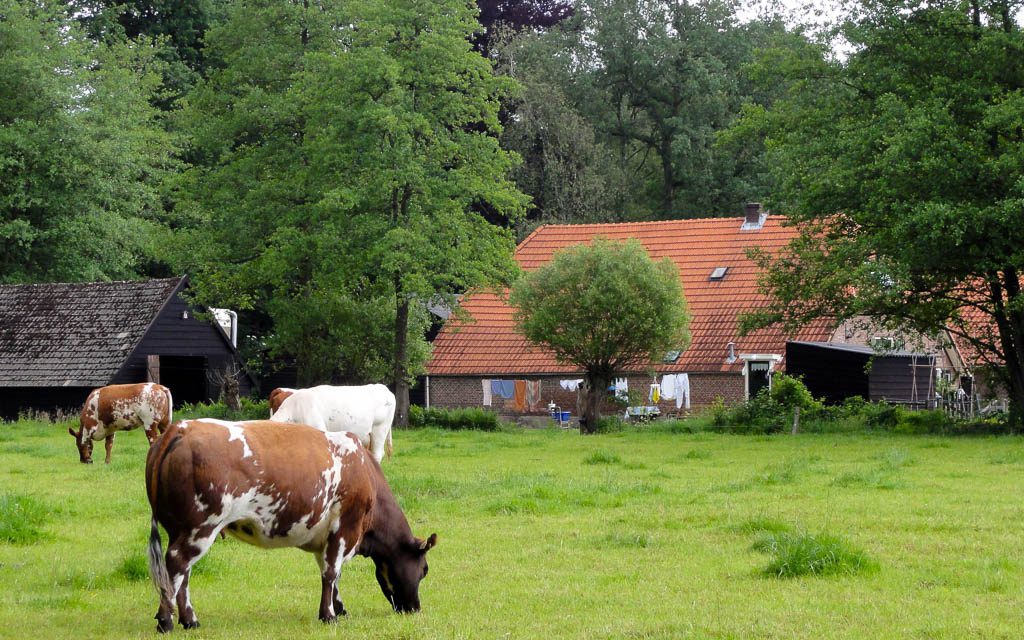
left=148, top=517, right=172, bottom=604
left=386, top=428, right=393, bottom=459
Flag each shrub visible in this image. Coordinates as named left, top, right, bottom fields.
left=408, top=406, right=500, bottom=431
left=0, top=493, right=49, bottom=544
left=770, top=374, right=822, bottom=413
left=177, top=397, right=269, bottom=422
left=752, top=531, right=876, bottom=578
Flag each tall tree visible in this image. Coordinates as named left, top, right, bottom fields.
left=173, top=0, right=527, bottom=422
left=741, top=0, right=1024, bottom=426
left=496, top=29, right=627, bottom=232
left=571, top=0, right=776, bottom=217
left=72, top=0, right=227, bottom=110
left=510, top=238, right=691, bottom=433
left=0, top=0, right=177, bottom=283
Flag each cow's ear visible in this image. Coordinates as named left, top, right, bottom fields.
left=68, top=427, right=77, bottom=438
left=419, top=533, right=437, bottom=552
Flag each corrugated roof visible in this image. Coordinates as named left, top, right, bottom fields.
left=0, top=277, right=184, bottom=387
left=428, top=216, right=834, bottom=376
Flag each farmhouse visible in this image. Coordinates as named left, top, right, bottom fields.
left=0, top=276, right=254, bottom=419
left=425, top=207, right=966, bottom=419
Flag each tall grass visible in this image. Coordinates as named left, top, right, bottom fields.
left=0, top=493, right=49, bottom=544
left=752, top=531, right=877, bottom=578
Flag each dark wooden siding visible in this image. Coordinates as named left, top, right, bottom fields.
left=0, top=387, right=91, bottom=420
left=785, top=342, right=870, bottom=405
left=869, top=355, right=936, bottom=407
left=112, top=292, right=255, bottom=403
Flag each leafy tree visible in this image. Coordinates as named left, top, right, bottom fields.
left=72, top=0, right=227, bottom=109
left=173, top=0, right=527, bottom=423
left=567, top=0, right=782, bottom=217
left=0, top=0, right=177, bottom=283
left=496, top=30, right=628, bottom=232
left=509, top=238, right=691, bottom=433
left=741, top=0, right=1024, bottom=426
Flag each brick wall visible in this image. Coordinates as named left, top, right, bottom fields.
left=428, top=372, right=746, bottom=419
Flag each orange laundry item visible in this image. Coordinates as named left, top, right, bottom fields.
left=512, top=380, right=528, bottom=412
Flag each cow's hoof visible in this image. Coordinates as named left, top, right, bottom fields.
left=180, top=620, right=200, bottom=630
left=319, top=614, right=338, bottom=624
left=155, top=615, right=174, bottom=633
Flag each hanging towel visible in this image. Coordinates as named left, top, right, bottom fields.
left=677, top=373, right=691, bottom=410
left=497, top=379, right=515, bottom=399
left=660, top=374, right=677, bottom=400
left=526, top=380, right=543, bottom=411
left=491, top=379, right=504, bottom=400
left=649, top=383, right=661, bottom=404
left=512, top=380, right=528, bottom=412
left=482, top=379, right=492, bottom=407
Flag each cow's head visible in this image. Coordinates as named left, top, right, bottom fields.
left=374, top=533, right=437, bottom=613
left=68, top=426, right=95, bottom=463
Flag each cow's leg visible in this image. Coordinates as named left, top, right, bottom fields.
left=166, top=525, right=218, bottom=630
left=144, top=422, right=161, bottom=445
left=368, top=421, right=390, bottom=462
left=104, top=434, right=114, bottom=464
left=317, top=528, right=355, bottom=623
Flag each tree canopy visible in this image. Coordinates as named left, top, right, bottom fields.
left=509, top=238, right=690, bottom=432
left=0, top=0, right=177, bottom=283
left=172, top=0, right=527, bottom=422
left=741, top=0, right=1024, bottom=424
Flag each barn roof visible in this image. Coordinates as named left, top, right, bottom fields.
left=0, top=277, right=185, bottom=387
left=427, top=216, right=835, bottom=376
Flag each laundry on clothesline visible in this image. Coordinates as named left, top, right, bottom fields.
left=660, top=373, right=691, bottom=409
left=482, top=379, right=492, bottom=406
left=560, top=379, right=584, bottom=392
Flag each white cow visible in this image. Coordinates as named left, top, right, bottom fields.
left=270, top=384, right=395, bottom=462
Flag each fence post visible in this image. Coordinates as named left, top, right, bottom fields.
left=791, top=406, right=800, bottom=435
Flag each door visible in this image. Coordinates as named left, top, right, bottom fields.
left=747, top=361, right=772, bottom=400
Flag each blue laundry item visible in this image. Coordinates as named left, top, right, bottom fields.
left=491, top=379, right=504, bottom=398
left=497, top=380, right=516, bottom=399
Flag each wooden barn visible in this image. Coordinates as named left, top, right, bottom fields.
left=0, top=277, right=255, bottom=419
left=786, top=341, right=939, bottom=408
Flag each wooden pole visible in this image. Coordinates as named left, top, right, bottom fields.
left=791, top=406, right=800, bottom=435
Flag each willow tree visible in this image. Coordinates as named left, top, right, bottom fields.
left=509, top=238, right=690, bottom=433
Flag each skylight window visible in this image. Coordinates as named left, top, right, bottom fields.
left=709, top=267, right=728, bottom=280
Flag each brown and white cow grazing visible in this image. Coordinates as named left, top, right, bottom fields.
left=267, top=387, right=295, bottom=416
left=146, top=419, right=436, bottom=632
left=68, top=383, right=172, bottom=464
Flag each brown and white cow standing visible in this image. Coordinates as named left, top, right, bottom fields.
left=68, top=383, right=172, bottom=464
left=146, top=419, right=436, bottom=632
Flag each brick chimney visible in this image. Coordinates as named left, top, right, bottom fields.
left=741, top=202, right=764, bottom=230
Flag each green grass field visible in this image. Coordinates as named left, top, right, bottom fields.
left=2, top=419, right=1023, bottom=639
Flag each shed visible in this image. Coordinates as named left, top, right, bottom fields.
left=0, top=277, right=255, bottom=419
left=786, top=342, right=937, bottom=408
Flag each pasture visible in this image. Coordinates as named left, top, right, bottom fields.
left=1, top=419, right=1022, bottom=639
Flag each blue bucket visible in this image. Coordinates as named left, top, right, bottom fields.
left=559, top=411, right=571, bottom=422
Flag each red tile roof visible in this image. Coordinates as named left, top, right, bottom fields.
left=427, top=216, right=835, bottom=376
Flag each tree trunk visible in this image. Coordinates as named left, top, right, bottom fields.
left=393, top=295, right=411, bottom=428
left=580, top=372, right=610, bottom=435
